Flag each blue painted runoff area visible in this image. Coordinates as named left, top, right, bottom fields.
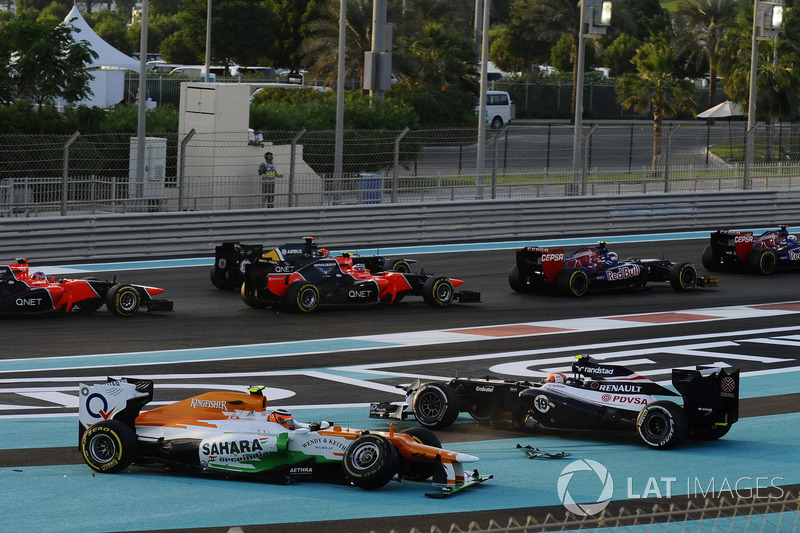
left=45, top=228, right=778, bottom=273
left=2, top=411, right=799, bottom=532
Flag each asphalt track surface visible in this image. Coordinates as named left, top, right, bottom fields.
left=3, top=234, right=800, bottom=533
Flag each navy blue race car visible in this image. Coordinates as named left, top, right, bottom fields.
left=702, top=225, right=800, bottom=275
left=509, top=242, right=716, bottom=297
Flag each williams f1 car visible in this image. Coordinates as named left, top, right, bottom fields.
left=211, top=237, right=415, bottom=290
left=239, top=251, right=480, bottom=312
left=702, top=225, right=800, bottom=275
left=78, top=378, right=490, bottom=495
left=0, top=259, right=172, bottom=317
left=509, top=242, right=717, bottom=297
left=369, top=355, right=739, bottom=450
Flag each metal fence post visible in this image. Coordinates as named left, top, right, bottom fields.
left=664, top=124, right=680, bottom=193
left=62, top=131, right=80, bottom=216
left=289, top=128, right=306, bottom=207
left=392, top=126, right=409, bottom=203
left=178, top=129, right=195, bottom=211
left=581, top=125, right=598, bottom=195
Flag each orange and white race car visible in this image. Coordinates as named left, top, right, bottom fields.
left=78, top=378, right=490, bottom=496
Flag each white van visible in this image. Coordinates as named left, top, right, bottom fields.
left=477, top=90, right=514, bottom=129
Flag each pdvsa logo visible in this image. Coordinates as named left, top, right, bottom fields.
left=557, top=459, right=614, bottom=516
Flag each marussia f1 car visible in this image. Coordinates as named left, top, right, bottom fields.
left=210, top=237, right=415, bottom=290
left=0, top=259, right=172, bottom=317
left=702, top=225, right=800, bottom=275
left=239, top=250, right=480, bottom=313
left=78, top=378, right=490, bottom=496
left=369, top=355, right=739, bottom=450
left=508, top=242, right=717, bottom=297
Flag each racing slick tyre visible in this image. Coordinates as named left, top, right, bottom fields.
left=508, top=265, right=534, bottom=293
left=747, top=249, right=776, bottom=275
left=386, top=259, right=411, bottom=273
left=669, top=262, right=697, bottom=292
left=80, top=420, right=137, bottom=474
left=557, top=268, right=589, bottom=297
left=422, top=277, right=455, bottom=308
left=636, top=401, right=688, bottom=450
left=399, top=427, right=442, bottom=482
left=467, top=403, right=491, bottom=422
left=343, top=434, right=399, bottom=490
left=210, top=265, right=232, bottom=290
left=701, top=246, right=722, bottom=271
left=240, top=283, right=268, bottom=309
left=105, top=284, right=141, bottom=317
left=284, top=281, right=320, bottom=313
left=412, top=382, right=460, bottom=430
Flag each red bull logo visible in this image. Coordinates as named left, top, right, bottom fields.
left=606, top=264, right=641, bottom=281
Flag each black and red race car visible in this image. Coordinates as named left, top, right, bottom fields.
left=369, top=355, right=739, bottom=450
left=0, top=258, right=172, bottom=317
left=508, top=242, right=716, bottom=297
left=240, top=252, right=479, bottom=313
left=211, top=237, right=415, bottom=290
left=702, top=225, right=800, bottom=275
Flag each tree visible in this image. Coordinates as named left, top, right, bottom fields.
left=616, top=39, right=697, bottom=168
left=3, top=16, right=98, bottom=132
left=604, top=33, right=641, bottom=77
left=179, top=0, right=274, bottom=70
left=672, top=0, right=739, bottom=108
left=88, top=9, right=132, bottom=55
left=267, top=0, right=323, bottom=69
left=718, top=2, right=800, bottom=160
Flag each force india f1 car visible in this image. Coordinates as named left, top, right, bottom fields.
left=239, top=251, right=480, bottom=313
left=509, top=242, right=717, bottom=297
left=0, top=259, right=173, bottom=317
left=369, top=355, right=739, bottom=450
left=211, top=237, right=415, bottom=290
left=78, top=378, right=490, bottom=496
left=702, top=225, right=800, bottom=275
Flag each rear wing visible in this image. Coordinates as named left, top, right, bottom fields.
left=672, top=367, right=739, bottom=428
left=710, top=230, right=753, bottom=263
left=78, top=377, right=154, bottom=440
left=516, top=247, right=565, bottom=285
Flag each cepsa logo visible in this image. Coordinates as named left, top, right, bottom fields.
left=542, top=253, right=564, bottom=262
left=735, top=234, right=753, bottom=243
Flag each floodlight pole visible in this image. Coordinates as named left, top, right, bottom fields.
left=136, top=0, right=148, bottom=199
left=204, top=0, right=212, bottom=83
left=745, top=0, right=760, bottom=189
left=334, top=0, right=346, bottom=198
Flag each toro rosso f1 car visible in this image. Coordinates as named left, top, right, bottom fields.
left=78, top=378, right=490, bottom=496
left=509, top=242, right=717, bottom=297
left=369, top=355, right=739, bottom=450
left=211, top=237, right=415, bottom=290
left=0, top=259, right=172, bottom=317
left=239, top=252, right=480, bottom=313
left=702, top=225, right=800, bottom=275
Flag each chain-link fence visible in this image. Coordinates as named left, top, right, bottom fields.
left=3, top=123, right=800, bottom=217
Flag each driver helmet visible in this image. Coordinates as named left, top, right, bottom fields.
left=264, top=152, right=273, bottom=162
left=32, top=271, right=46, bottom=280
left=788, top=235, right=797, bottom=245
left=268, top=408, right=294, bottom=428
left=605, top=252, right=618, bottom=263
left=318, top=248, right=329, bottom=256
left=352, top=264, right=367, bottom=273
left=545, top=372, right=567, bottom=384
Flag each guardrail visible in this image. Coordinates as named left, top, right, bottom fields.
left=2, top=190, right=799, bottom=263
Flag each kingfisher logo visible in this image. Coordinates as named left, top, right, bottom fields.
left=606, top=264, right=641, bottom=281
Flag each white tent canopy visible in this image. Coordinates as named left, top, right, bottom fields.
left=697, top=100, right=744, bottom=119
left=62, top=5, right=139, bottom=71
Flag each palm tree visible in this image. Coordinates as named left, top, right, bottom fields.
left=672, top=0, right=739, bottom=108
left=717, top=2, right=800, bottom=161
left=616, top=39, right=697, bottom=168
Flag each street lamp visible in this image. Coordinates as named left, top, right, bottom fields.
left=744, top=0, right=783, bottom=189
left=572, top=0, right=612, bottom=189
